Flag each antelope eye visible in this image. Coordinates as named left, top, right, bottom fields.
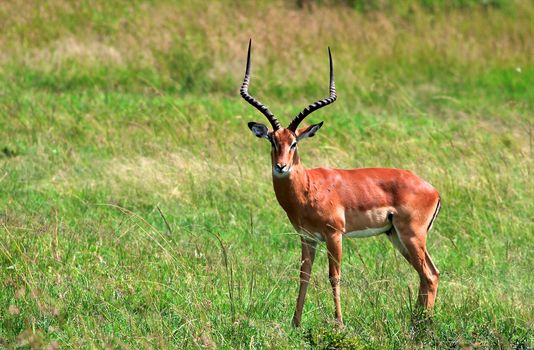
left=290, top=141, right=297, bottom=149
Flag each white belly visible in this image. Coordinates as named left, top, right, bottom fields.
left=343, top=224, right=391, bottom=239
left=305, top=224, right=391, bottom=242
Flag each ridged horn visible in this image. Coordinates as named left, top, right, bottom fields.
left=240, top=39, right=281, bottom=131
left=287, top=47, right=336, bottom=131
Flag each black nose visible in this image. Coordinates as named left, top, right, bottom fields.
left=276, top=163, right=287, bottom=171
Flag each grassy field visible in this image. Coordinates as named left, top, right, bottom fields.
left=0, top=0, right=533, bottom=348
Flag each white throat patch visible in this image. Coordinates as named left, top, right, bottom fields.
left=272, top=167, right=292, bottom=177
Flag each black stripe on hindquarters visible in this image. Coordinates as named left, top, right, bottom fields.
left=386, top=212, right=394, bottom=236
left=426, top=197, right=441, bottom=233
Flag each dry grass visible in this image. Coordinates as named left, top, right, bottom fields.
left=45, top=150, right=254, bottom=206
left=1, top=1, right=532, bottom=73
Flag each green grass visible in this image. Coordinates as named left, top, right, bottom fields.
left=0, top=0, right=533, bottom=348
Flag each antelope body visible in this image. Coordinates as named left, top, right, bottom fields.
left=241, top=40, right=441, bottom=327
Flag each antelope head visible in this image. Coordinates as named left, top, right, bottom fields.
left=241, top=40, right=337, bottom=177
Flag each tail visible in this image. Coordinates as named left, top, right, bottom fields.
left=426, top=197, right=441, bottom=233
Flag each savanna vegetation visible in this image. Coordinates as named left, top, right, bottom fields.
left=0, top=0, right=532, bottom=348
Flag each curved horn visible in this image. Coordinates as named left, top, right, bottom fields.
left=240, top=40, right=281, bottom=131
left=287, top=47, right=336, bottom=132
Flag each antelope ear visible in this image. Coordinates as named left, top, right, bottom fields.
left=248, top=122, right=270, bottom=139
left=296, top=121, right=323, bottom=141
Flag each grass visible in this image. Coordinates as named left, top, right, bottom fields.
left=0, top=0, right=533, bottom=348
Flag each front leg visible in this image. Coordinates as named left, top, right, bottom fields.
left=292, top=238, right=317, bottom=327
left=325, top=232, right=343, bottom=326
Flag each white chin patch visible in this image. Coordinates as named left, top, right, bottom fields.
left=273, top=167, right=291, bottom=177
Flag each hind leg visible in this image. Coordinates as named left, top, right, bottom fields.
left=387, top=228, right=410, bottom=261
left=390, top=221, right=440, bottom=310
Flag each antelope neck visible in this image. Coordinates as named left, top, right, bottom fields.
left=272, top=161, right=310, bottom=211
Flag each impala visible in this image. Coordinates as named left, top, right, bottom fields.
left=241, top=40, right=441, bottom=327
